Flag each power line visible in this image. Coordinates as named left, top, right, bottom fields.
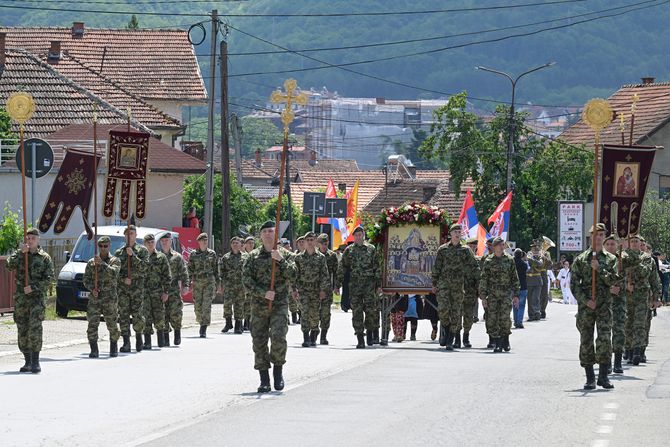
left=0, top=2, right=212, bottom=16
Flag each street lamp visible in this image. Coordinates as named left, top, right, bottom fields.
left=475, top=62, right=556, bottom=193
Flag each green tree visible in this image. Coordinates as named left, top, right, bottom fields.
left=260, top=196, right=309, bottom=242
left=420, top=91, right=593, bottom=249
left=0, top=202, right=23, bottom=255
left=127, top=15, right=139, bottom=30
left=641, top=191, right=670, bottom=255
left=182, top=174, right=261, bottom=249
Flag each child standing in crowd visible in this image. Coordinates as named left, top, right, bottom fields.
left=558, top=260, right=575, bottom=305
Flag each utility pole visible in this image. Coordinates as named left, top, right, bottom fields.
left=475, top=62, right=555, bottom=193
left=220, top=38, right=231, bottom=253
left=231, top=113, right=243, bottom=186
left=203, top=9, right=218, bottom=247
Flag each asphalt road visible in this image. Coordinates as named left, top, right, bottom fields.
left=1, top=303, right=669, bottom=447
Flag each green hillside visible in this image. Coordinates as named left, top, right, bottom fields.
left=2, top=0, right=670, bottom=112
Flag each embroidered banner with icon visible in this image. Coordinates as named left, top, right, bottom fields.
left=39, top=148, right=102, bottom=239
left=599, top=144, right=657, bottom=238
left=103, top=130, right=150, bottom=220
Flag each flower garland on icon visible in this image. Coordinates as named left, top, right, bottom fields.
left=368, top=202, right=451, bottom=245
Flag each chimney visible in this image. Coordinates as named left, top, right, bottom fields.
left=375, top=97, right=386, bottom=105
left=0, top=33, right=6, bottom=68
left=47, top=41, right=61, bottom=64
left=338, top=183, right=347, bottom=193
left=72, top=22, right=85, bottom=37
left=422, top=186, right=437, bottom=203
left=641, top=77, right=655, bottom=85
left=308, top=149, right=317, bottom=166
left=255, top=149, right=262, bottom=168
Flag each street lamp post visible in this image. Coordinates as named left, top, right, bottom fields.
left=475, top=62, right=555, bottom=193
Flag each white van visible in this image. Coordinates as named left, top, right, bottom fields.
left=55, top=226, right=181, bottom=318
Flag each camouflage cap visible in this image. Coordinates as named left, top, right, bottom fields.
left=26, top=228, right=39, bottom=236
left=303, top=231, right=317, bottom=239
left=230, top=236, right=243, bottom=244
left=628, top=233, right=641, bottom=240
left=466, top=237, right=478, bottom=245
left=492, top=236, right=505, bottom=246
left=159, top=232, right=172, bottom=240
left=123, top=224, right=137, bottom=234
left=317, top=233, right=329, bottom=242
left=260, top=220, right=275, bottom=231
left=638, top=235, right=646, bottom=243
left=97, top=235, right=111, bottom=245
left=589, top=223, right=607, bottom=233
left=603, top=234, right=618, bottom=242
left=352, top=226, right=365, bottom=235
left=244, top=236, right=255, bottom=243
left=449, top=223, right=462, bottom=232
left=486, top=237, right=495, bottom=245
left=143, top=233, right=155, bottom=242
left=196, top=232, right=208, bottom=241
left=296, top=236, right=305, bottom=242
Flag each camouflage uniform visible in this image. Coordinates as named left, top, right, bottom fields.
left=623, top=250, right=660, bottom=351
left=319, top=247, right=338, bottom=331
left=480, top=253, right=519, bottom=338
left=611, top=266, right=627, bottom=355
left=219, top=250, right=247, bottom=321
left=431, top=241, right=478, bottom=336
left=143, top=249, right=171, bottom=334
left=336, top=242, right=381, bottom=336
left=571, top=248, right=618, bottom=367
left=7, top=245, right=54, bottom=354
left=462, top=254, right=481, bottom=334
left=285, top=249, right=301, bottom=317
left=163, top=248, right=189, bottom=331
left=294, top=250, right=330, bottom=332
left=242, top=246, right=296, bottom=370
left=115, top=243, right=149, bottom=336
left=82, top=252, right=121, bottom=343
left=187, top=247, right=219, bottom=326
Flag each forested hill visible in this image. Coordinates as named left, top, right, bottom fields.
left=2, top=0, right=670, bottom=111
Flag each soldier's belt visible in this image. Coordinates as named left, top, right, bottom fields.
left=527, top=273, right=542, bottom=277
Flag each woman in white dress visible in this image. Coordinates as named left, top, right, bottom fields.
left=557, top=260, right=575, bottom=304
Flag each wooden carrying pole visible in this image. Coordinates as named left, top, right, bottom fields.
left=269, top=132, right=289, bottom=310
left=591, top=136, right=600, bottom=301
left=93, top=105, right=99, bottom=290
left=126, top=107, right=131, bottom=278
left=19, top=124, right=28, bottom=286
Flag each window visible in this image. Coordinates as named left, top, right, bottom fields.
left=660, top=175, right=670, bottom=198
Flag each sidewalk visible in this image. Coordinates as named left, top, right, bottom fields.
left=0, top=303, right=225, bottom=357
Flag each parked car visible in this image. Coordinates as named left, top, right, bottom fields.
left=56, top=226, right=181, bottom=318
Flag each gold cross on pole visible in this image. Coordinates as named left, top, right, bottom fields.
left=270, top=78, right=308, bottom=134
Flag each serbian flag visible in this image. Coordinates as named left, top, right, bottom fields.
left=487, top=191, right=512, bottom=241
left=317, top=178, right=337, bottom=224
left=457, top=189, right=489, bottom=255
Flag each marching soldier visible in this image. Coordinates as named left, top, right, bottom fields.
left=82, top=236, right=120, bottom=358
left=187, top=233, right=219, bottom=338
left=159, top=232, right=189, bottom=346
left=603, top=234, right=626, bottom=374
left=219, top=237, right=247, bottom=335
left=294, top=232, right=330, bottom=347
left=640, top=238, right=662, bottom=362
left=242, top=220, right=296, bottom=393
left=243, top=236, right=256, bottom=330
left=244, top=236, right=256, bottom=253
left=115, top=225, right=149, bottom=353
left=463, top=237, right=481, bottom=348
left=480, top=237, right=520, bottom=353
left=287, top=236, right=303, bottom=325
left=142, top=233, right=171, bottom=349
left=431, top=223, right=478, bottom=351
left=571, top=223, right=617, bottom=390
left=482, top=237, right=494, bottom=347
left=336, top=226, right=381, bottom=348
left=295, top=235, right=306, bottom=253
left=317, top=233, right=338, bottom=345
left=7, top=228, right=54, bottom=373
left=527, top=240, right=551, bottom=321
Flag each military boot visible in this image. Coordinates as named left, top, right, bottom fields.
left=493, top=337, right=503, bottom=353
left=366, top=330, right=374, bottom=347
left=199, top=325, right=207, bottom=338
left=243, top=320, right=250, bottom=332
left=320, top=329, right=329, bottom=345
left=486, top=335, right=494, bottom=349
left=613, top=352, right=623, bottom=374
left=445, top=328, right=454, bottom=351
left=258, top=370, right=271, bottom=393
left=372, top=329, right=380, bottom=345
left=222, top=317, right=233, bottom=333
left=453, top=331, right=462, bottom=349
left=584, top=366, right=596, bottom=390
left=120, top=335, right=131, bottom=353
left=19, top=352, right=31, bottom=373
left=273, top=365, right=285, bottom=391
left=380, top=328, right=388, bottom=346
left=143, top=333, right=152, bottom=350
left=623, top=349, right=629, bottom=360
left=110, top=340, right=118, bottom=358
left=607, top=360, right=612, bottom=375
left=632, top=347, right=641, bottom=365
left=163, top=331, right=170, bottom=347
left=234, top=320, right=243, bottom=334
left=439, top=325, right=447, bottom=346
left=309, top=330, right=319, bottom=347
left=135, top=333, right=143, bottom=352
left=462, top=332, right=472, bottom=348
left=597, top=364, right=614, bottom=389
left=502, top=335, right=511, bottom=352
left=30, top=352, right=41, bottom=374
left=174, top=329, right=181, bottom=346
left=157, top=331, right=166, bottom=348
left=89, top=341, right=99, bottom=358
left=640, top=347, right=647, bottom=363
left=291, top=312, right=298, bottom=324
left=302, top=331, right=310, bottom=347
left=356, top=334, right=366, bottom=349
